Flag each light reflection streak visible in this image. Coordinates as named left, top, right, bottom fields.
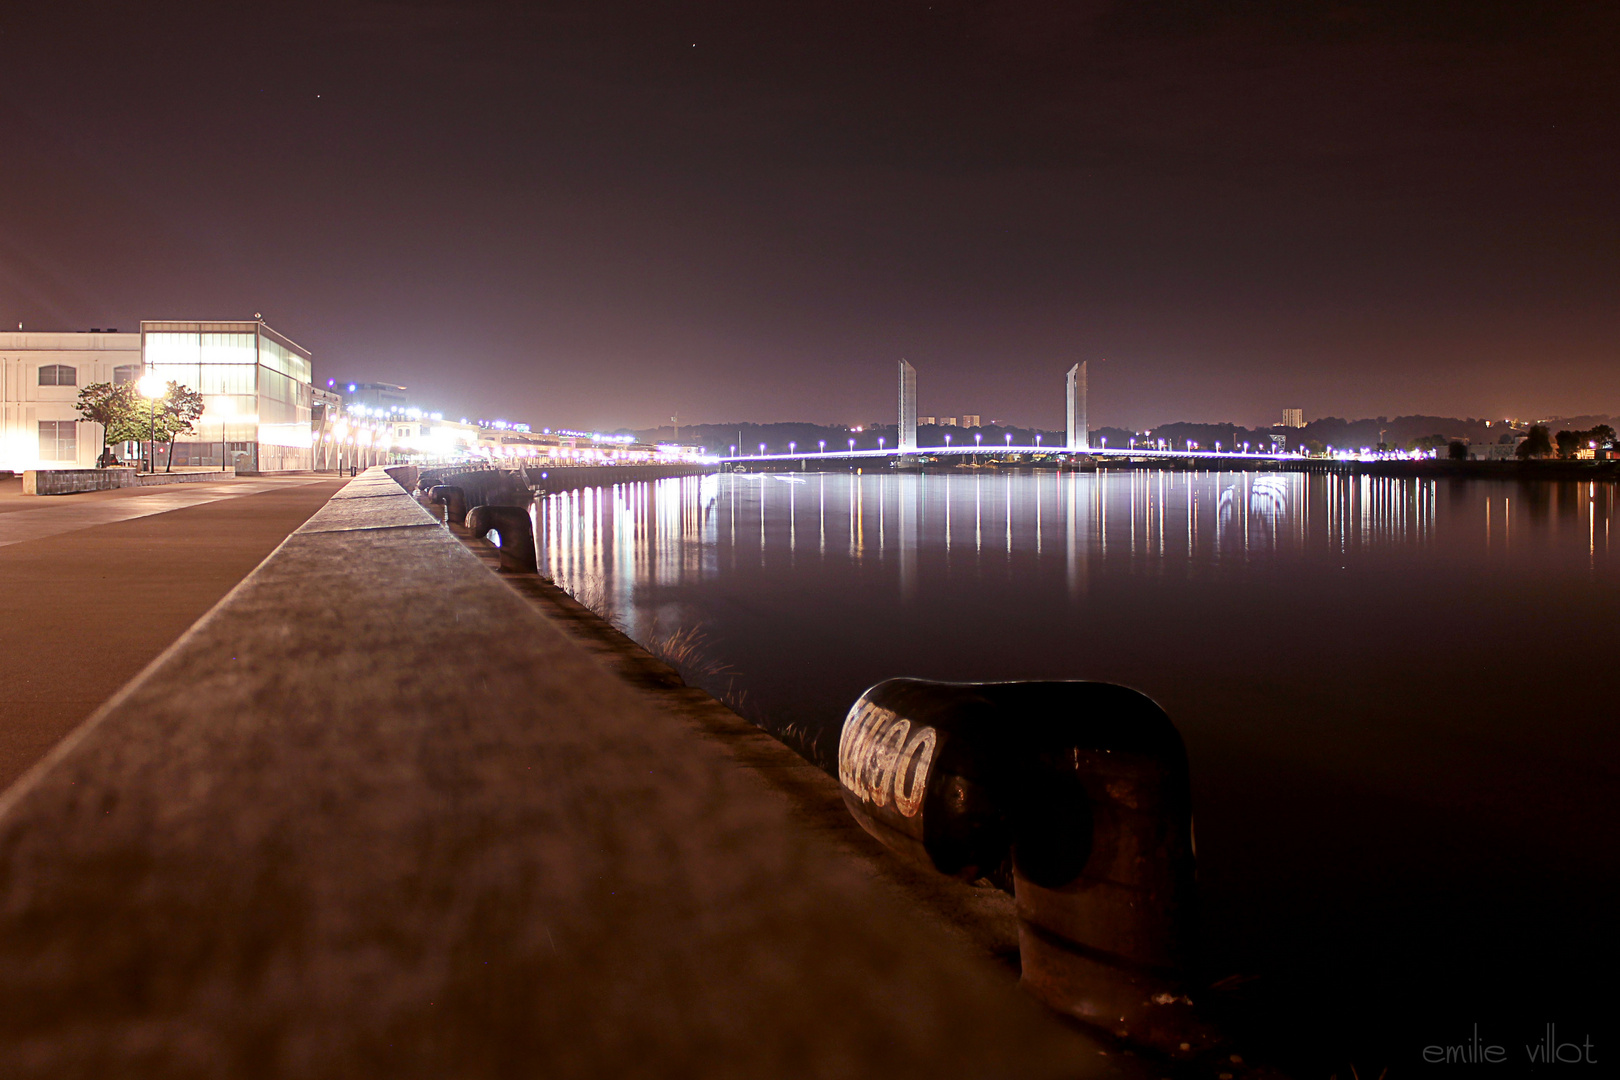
left=533, top=470, right=1616, bottom=645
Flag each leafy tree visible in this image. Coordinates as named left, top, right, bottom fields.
left=75, top=382, right=145, bottom=463
left=1555, top=429, right=1582, bottom=458
left=1448, top=440, right=1468, bottom=460
left=157, top=382, right=206, bottom=471
left=1408, top=433, right=1449, bottom=453
left=1516, top=425, right=1553, bottom=459
left=1590, top=424, right=1617, bottom=448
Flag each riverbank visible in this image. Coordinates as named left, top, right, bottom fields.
left=0, top=467, right=1140, bottom=1079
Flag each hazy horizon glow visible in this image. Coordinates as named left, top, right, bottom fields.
left=2, top=2, right=1614, bottom=431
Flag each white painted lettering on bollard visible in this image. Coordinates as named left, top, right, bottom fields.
left=839, top=700, right=938, bottom=819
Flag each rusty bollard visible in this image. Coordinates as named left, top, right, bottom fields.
left=837, top=678, right=1216, bottom=1055
left=464, top=504, right=537, bottom=573
left=427, top=485, right=468, bottom=527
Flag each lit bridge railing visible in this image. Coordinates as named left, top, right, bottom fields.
left=716, top=445, right=1298, bottom=464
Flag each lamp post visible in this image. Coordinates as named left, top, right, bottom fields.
left=211, top=396, right=235, bottom=471
left=819, top=440, right=826, bottom=454
left=137, top=373, right=165, bottom=473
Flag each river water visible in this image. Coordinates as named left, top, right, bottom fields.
left=534, top=468, right=1618, bottom=1071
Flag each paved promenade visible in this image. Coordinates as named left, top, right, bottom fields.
left=0, top=468, right=1129, bottom=1078
left=0, top=474, right=346, bottom=790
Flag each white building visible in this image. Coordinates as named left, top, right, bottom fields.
left=962, top=414, right=981, bottom=428
left=1282, top=408, right=1305, bottom=429
left=1, top=330, right=142, bottom=471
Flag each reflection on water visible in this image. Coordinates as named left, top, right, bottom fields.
left=539, top=471, right=1615, bottom=630
left=535, top=469, right=1619, bottom=1072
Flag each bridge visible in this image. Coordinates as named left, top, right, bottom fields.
left=716, top=359, right=1297, bottom=465
left=718, top=444, right=1296, bottom=465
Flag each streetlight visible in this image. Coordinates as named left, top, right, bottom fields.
left=944, top=434, right=952, bottom=448
left=974, top=432, right=982, bottom=447
left=818, top=440, right=826, bottom=453
left=137, top=372, right=165, bottom=472
left=848, top=437, right=856, bottom=452
left=730, top=444, right=736, bottom=457
left=1004, top=433, right=1012, bottom=449
left=1035, top=434, right=1042, bottom=448
left=759, top=442, right=766, bottom=456
left=789, top=441, right=796, bottom=454
left=878, top=437, right=885, bottom=451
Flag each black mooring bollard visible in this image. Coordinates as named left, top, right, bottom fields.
left=464, top=504, right=538, bottom=573
left=837, top=678, right=1214, bottom=1053
left=427, top=485, right=468, bottom=527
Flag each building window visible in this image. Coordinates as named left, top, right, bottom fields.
left=38, top=364, right=77, bottom=386
left=113, top=365, right=140, bottom=386
left=38, top=421, right=77, bottom=461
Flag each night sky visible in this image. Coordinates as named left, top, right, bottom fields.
left=3, top=1, right=1615, bottom=431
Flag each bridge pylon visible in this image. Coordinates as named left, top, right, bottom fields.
left=898, top=360, right=917, bottom=451
left=1066, top=362, right=1088, bottom=451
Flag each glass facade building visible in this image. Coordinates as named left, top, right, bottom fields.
left=141, top=321, right=314, bottom=472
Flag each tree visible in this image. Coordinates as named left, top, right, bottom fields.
left=1408, top=433, right=1449, bottom=453
left=1590, top=424, right=1617, bottom=448
left=157, top=382, right=206, bottom=471
left=1448, top=440, right=1468, bottom=460
left=75, top=382, right=144, bottom=464
left=1517, top=425, right=1553, bottom=459
left=1555, top=429, right=1582, bottom=459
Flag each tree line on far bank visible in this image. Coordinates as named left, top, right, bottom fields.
left=74, top=381, right=206, bottom=470
left=1514, top=424, right=1617, bottom=459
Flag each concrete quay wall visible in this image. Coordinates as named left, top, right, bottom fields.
left=23, top=466, right=237, bottom=495
left=0, top=467, right=1110, bottom=1077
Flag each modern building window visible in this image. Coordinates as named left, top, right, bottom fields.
left=38, top=364, right=77, bottom=386
left=38, top=421, right=77, bottom=460
left=113, top=365, right=140, bottom=386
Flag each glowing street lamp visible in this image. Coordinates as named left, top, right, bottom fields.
left=944, top=434, right=952, bottom=447
left=1004, top=433, right=1012, bottom=448
left=1035, top=434, right=1042, bottom=448
left=759, top=442, right=766, bottom=456
left=848, top=437, right=856, bottom=452
left=137, top=372, right=165, bottom=472
left=818, top=439, right=826, bottom=453
left=878, top=437, right=885, bottom=451
left=974, top=432, right=982, bottom=447
left=789, top=441, right=796, bottom=455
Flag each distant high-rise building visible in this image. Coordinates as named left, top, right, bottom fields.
left=1281, top=408, right=1305, bottom=428
left=898, top=360, right=917, bottom=451
left=962, top=414, right=981, bottom=428
left=942, top=416, right=958, bottom=427
left=1066, top=362, right=1088, bottom=450
left=918, top=416, right=937, bottom=426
